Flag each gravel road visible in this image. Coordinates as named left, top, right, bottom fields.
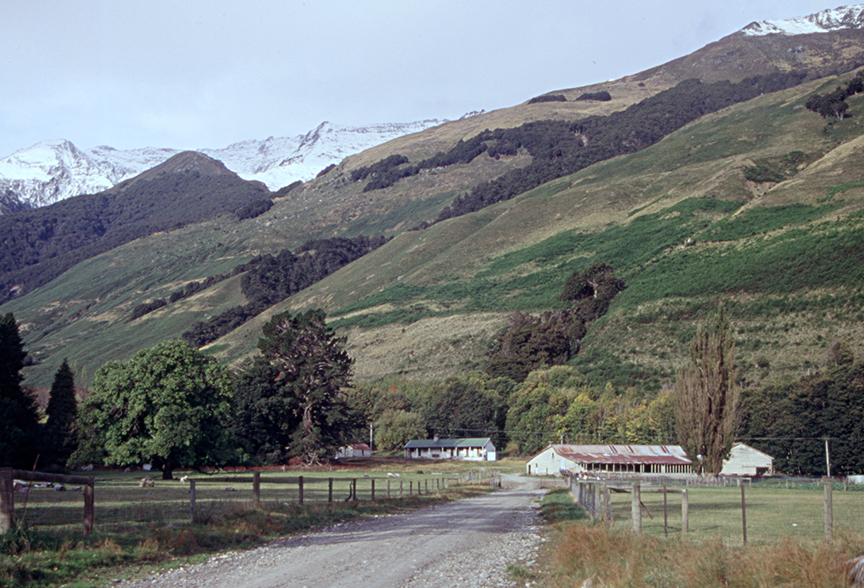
left=115, top=474, right=548, bottom=588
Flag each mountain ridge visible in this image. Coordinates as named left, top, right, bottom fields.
left=0, top=120, right=444, bottom=214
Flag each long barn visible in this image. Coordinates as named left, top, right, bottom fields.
left=526, top=443, right=773, bottom=477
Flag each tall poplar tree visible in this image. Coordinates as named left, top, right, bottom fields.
left=0, top=313, right=39, bottom=468
left=674, top=305, right=740, bottom=476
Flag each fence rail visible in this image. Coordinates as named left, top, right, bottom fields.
left=1, top=468, right=499, bottom=535
left=0, top=468, right=95, bottom=535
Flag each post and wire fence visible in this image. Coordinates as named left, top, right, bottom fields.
left=1, top=467, right=500, bottom=535
left=567, top=472, right=864, bottom=545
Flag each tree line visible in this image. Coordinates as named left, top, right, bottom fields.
left=179, top=235, right=389, bottom=347
left=3, top=282, right=859, bottom=478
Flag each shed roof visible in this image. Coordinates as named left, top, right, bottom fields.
left=549, top=444, right=692, bottom=467
left=404, top=438, right=494, bottom=449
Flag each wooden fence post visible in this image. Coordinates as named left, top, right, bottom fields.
left=371, top=479, right=375, bottom=502
left=825, top=480, right=834, bottom=543
left=0, top=468, right=13, bottom=534
left=425, top=479, right=428, bottom=495
left=663, top=485, right=668, bottom=538
left=189, top=480, right=196, bottom=524
left=253, top=472, right=260, bottom=507
left=681, top=488, right=689, bottom=534
left=631, top=482, right=642, bottom=533
left=400, top=480, right=403, bottom=497
left=298, top=476, right=304, bottom=506
left=741, top=484, right=747, bottom=545
left=328, top=478, right=333, bottom=503
left=83, top=480, right=95, bottom=536
left=387, top=479, right=391, bottom=499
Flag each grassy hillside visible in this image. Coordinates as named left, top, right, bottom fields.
left=5, top=66, right=864, bottom=393
left=210, top=74, right=864, bottom=390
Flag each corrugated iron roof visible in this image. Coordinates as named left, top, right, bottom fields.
left=404, top=438, right=493, bottom=449
left=552, top=444, right=692, bottom=466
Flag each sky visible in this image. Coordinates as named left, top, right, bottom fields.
left=0, top=0, right=845, bottom=158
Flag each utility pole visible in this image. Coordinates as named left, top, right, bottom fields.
left=370, top=423, right=373, bottom=451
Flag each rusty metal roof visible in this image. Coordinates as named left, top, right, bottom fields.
left=552, top=444, right=692, bottom=466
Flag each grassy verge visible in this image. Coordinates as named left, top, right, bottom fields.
left=534, top=486, right=864, bottom=588
left=1, top=463, right=498, bottom=588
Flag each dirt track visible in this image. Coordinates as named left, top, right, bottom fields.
left=116, top=474, right=547, bottom=588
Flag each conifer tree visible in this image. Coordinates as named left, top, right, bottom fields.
left=0, top=312, right=39, bottom=468
left=674, top=305, right=740, bottom=476
left=43, top=359, right=79, bottom=466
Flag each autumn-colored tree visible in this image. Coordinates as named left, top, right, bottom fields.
left=674, top=306, right=740, bottom=475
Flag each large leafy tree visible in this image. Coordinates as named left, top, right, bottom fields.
left=258, top=309, right=357, bottom=465
left=674, top=306, right=740, bottom=476
left=75, top=339, right=233, bottom=479
left=0, top=313, right=39, bottom=468
left=42, top=359, right=79, bottom=466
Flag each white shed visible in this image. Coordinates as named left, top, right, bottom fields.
left=720, top=443, right=774, bottom=476
left=335, top=443, right=373, bottom=459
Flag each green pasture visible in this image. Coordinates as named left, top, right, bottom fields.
left=10, top=464, right=501, bottom=535
left=592, top=481, right=864, bottom=546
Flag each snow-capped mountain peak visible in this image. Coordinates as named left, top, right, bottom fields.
left=743, top=4, right=864, bottom=36
left=0, top=119, right=444, bottom=213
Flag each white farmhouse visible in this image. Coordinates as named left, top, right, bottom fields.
left=403, top=438, right=497, bottom=461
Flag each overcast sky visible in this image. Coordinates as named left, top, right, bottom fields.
left=0, top=0, right=842, bottom=157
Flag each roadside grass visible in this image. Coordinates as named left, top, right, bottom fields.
left=1, top=461, right=500, bottom=588
left=536, top=483, right=864, bottom=588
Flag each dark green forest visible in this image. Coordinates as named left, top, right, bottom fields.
left=180, top=235, right=389, bottom=346
left=0, top=170, right=270, bottom=302
left=346, top=72, right=808, bottom=227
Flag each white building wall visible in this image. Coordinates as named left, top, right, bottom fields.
left=720, top=444, right=774, bottom=476
left=526, top=446, right=576, bottom=476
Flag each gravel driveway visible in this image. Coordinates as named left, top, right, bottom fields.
left=116, top=474, right=548, bottom=588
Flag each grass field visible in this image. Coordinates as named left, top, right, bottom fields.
left=571, top=479, right=864, bottom=546
left=538, top=482, right=864, bottom=588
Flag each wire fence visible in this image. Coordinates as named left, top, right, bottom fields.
left=5, top=468, right=500, bottom=535
left=568, top=473, right=864, bottom=545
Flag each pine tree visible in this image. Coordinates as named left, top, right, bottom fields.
left=673, top=305, right=740, bottom=475
left=258, top=309, right=357, bottom=465
left=43, top=359, right=79, bottom=466
left=0, top=313, right=39, bottom=468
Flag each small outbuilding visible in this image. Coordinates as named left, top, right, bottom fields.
left=404, top=438, right=497, bottom=461
left=721, top=442, right=774, bottom=476
left=335, top=443, right=373, bottom=459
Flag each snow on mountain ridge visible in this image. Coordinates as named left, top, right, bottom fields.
left=743, top=4, right=864, bottom=36
left=0, top=120, right=444, bottom=211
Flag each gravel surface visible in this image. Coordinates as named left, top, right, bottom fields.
left=114, top=474, right=548, bottom=588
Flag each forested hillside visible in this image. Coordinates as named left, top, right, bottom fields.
left=0, top=152, right=271, bottom=302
